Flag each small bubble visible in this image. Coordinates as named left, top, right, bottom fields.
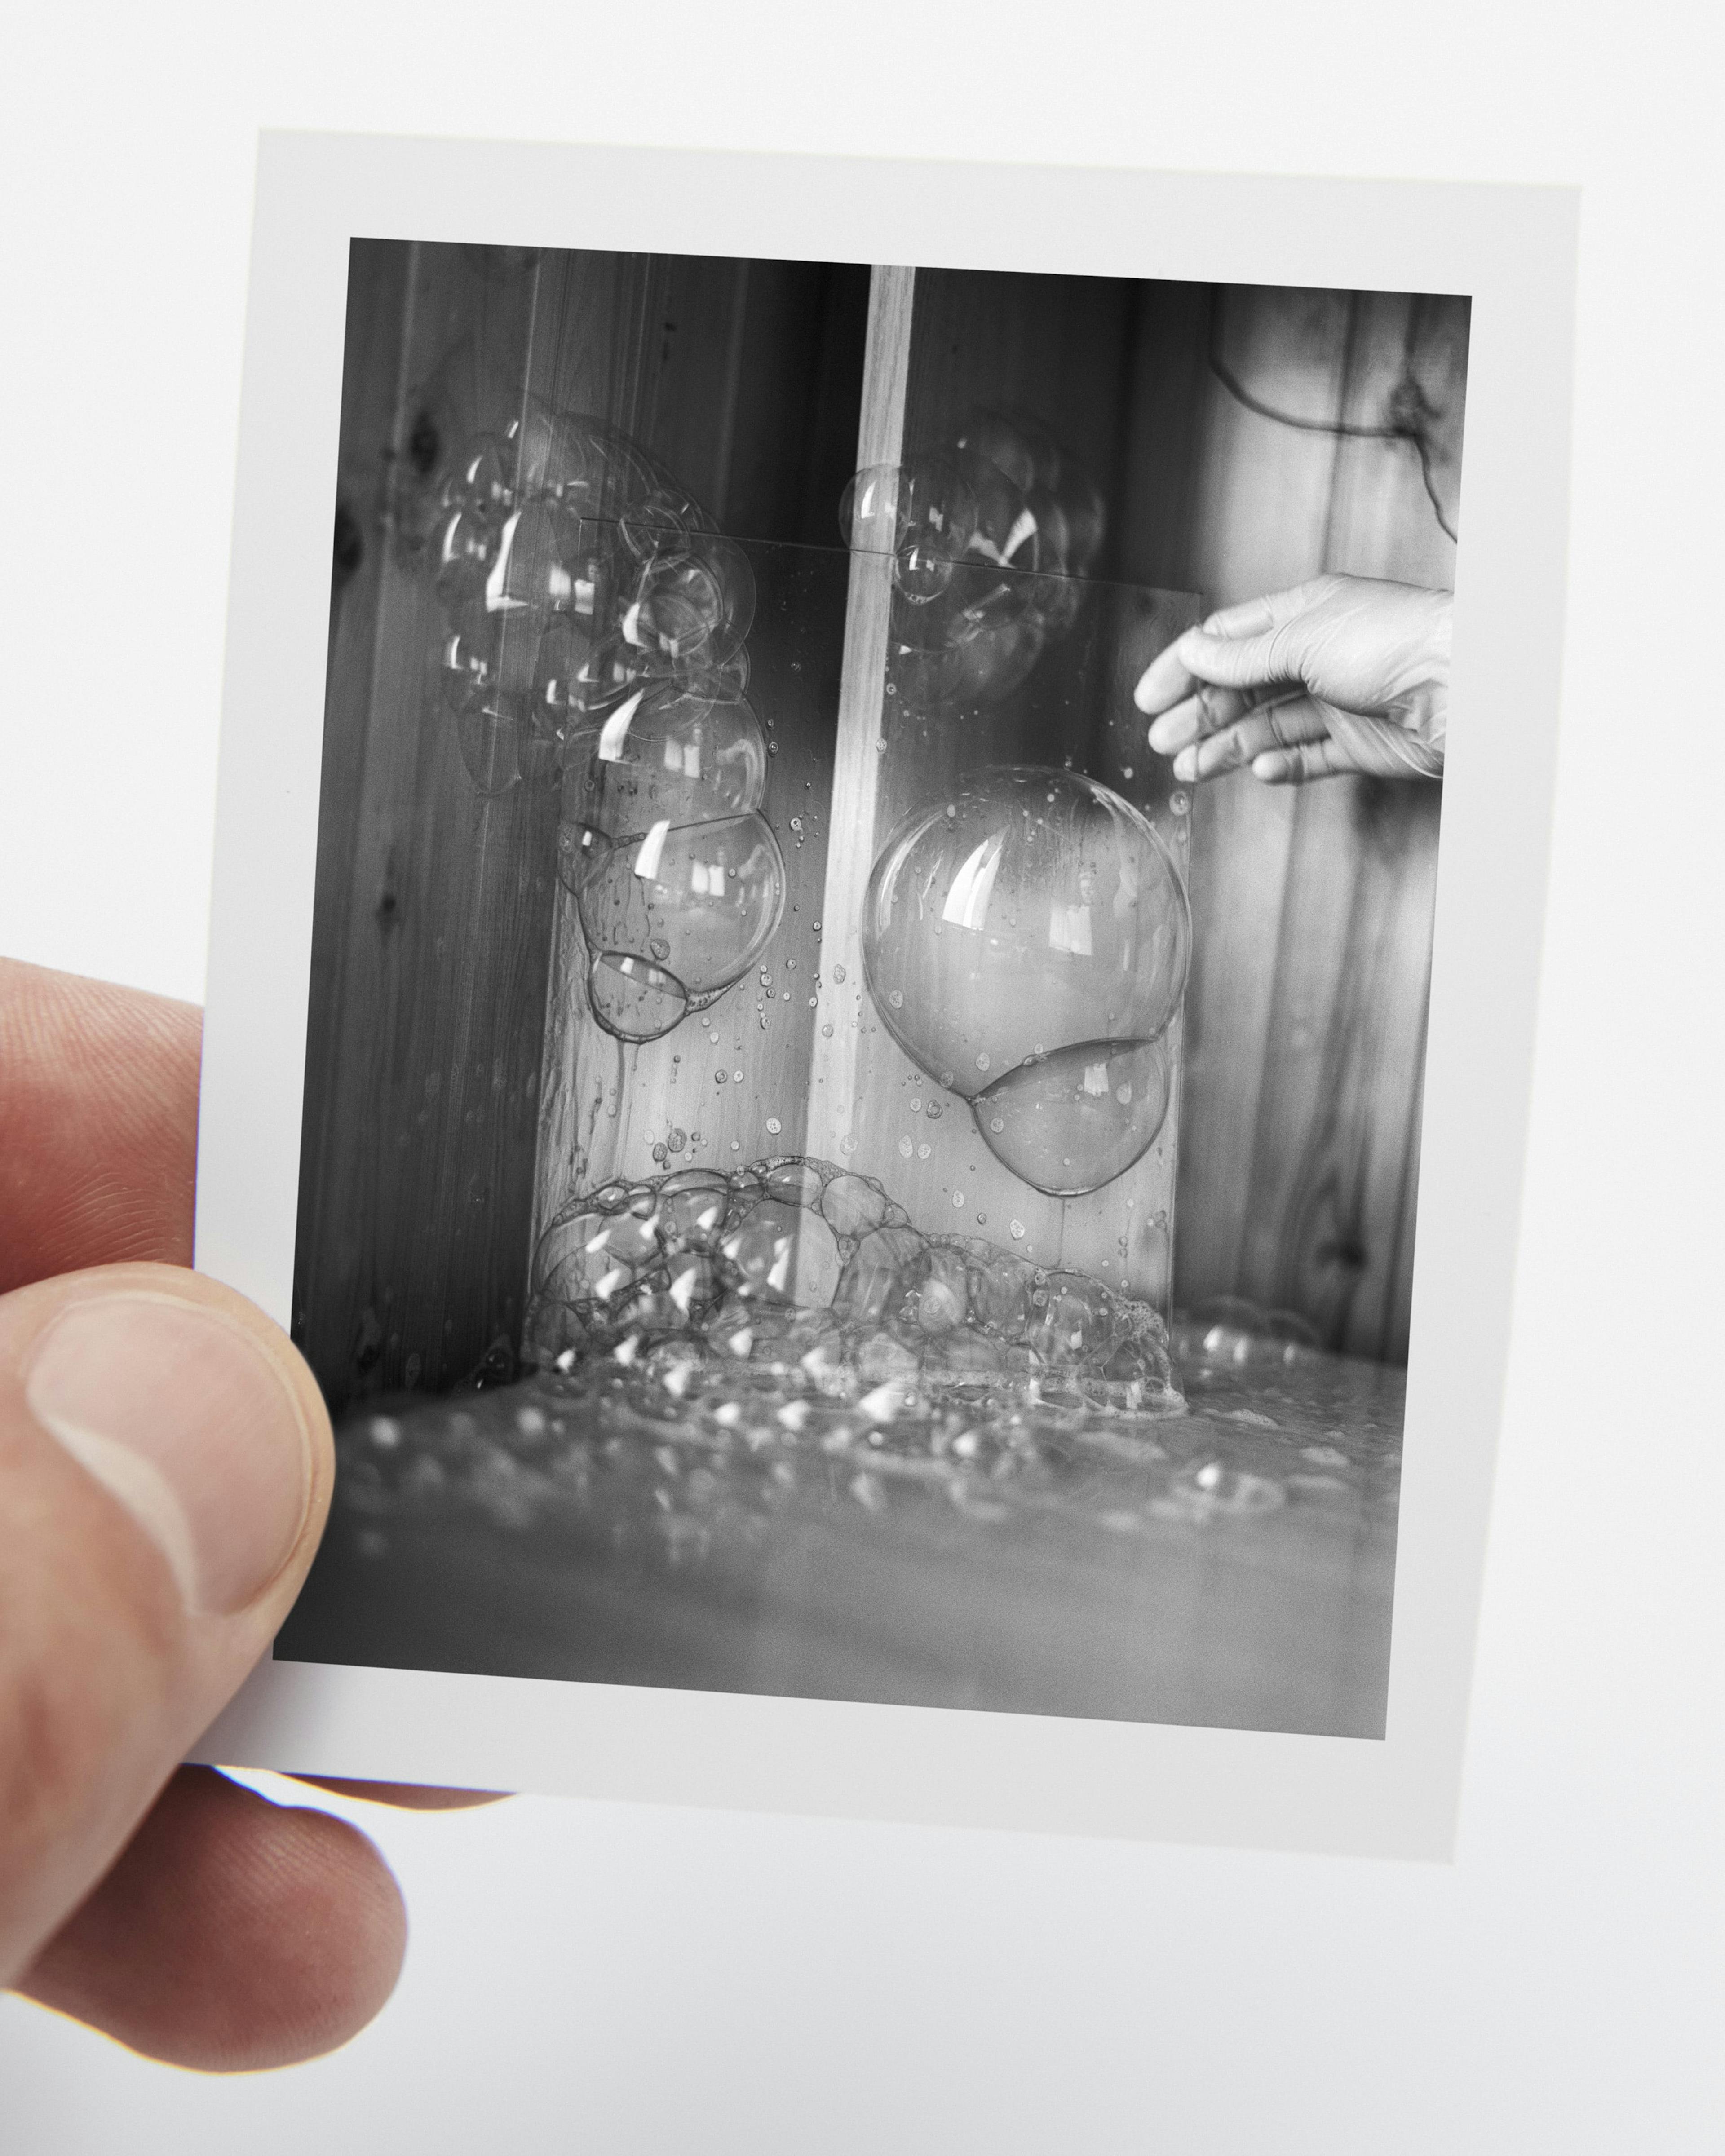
left=814, top=921, right=821, bottom=932
left=808, top=995, right=818, bottom=1007
left=925, top=1102, right=943, bottom=1121
left=733, top=1069, right=743, bottom=1084
left=1121, top=765, right=1135, bottom=780
left=910, top=1096, right=923, bottom=1114
left=989, top=1115, right=1004, bottom=1133
left=714, top=1069, right=729, bottom=1085
left=1172, top=790, right=1190, bottom=815
left=821, top=1023, right=834, bottom=1038
left=768, top=742, right=778, bottom=755
left=766, top=1117, right=782, bottom=1135
left=976, top=1212, right=986, bottom=1225
left=730, top=1139, right=741, bottom=1152
left=758, top=969, right=771, bottom=987
left=785, top=958, right=796, bottom=971
left=789, top=818, right=803, bottom=833
left=1010, top=1220, right=1026, bottom=1240
left=876, top=736, right=887, bottom=751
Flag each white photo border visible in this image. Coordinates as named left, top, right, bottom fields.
left=194, top=131, right=1577, bottom=1860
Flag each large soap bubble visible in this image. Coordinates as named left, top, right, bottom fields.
left=576, top=809, right=786, bottom=1006
left=572, top=674, right=769, bottom=835
left=862, top=768, right=1189, bottom=1196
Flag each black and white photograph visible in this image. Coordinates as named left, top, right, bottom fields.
left=272, top=238, right=1468, bottom=1741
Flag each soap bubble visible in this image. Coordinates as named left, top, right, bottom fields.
left=863, top=764, right=1188, bottom=1180
left=577, top=810, right=786, bottom=1012
left=841, top=411, right=1106, bottom=718
left=575, top=676, right=768, bottom=834
left=840, top=458, right=978, bottom=602
left=973, top=1037, right=1172, bottom=1196
left=616, top=535, right=755, bottom=671
left=587, top=951, right=691, bottom=1043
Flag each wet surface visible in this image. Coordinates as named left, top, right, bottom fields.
left=280, top=1309, right=1402, bottom=1738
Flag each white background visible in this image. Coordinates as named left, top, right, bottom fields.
left=0, top=2, right=1720, bottom=2149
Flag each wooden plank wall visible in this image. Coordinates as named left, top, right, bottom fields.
left=526, top=254, right=864, bottom=1241
left=301, top=252, right=1463, bottom=1401
left=294, top=242, right=557, bottom=1413
left=296, top=242, right=867, bottom=1412
left=1114, top=283, right=1468, bottom=1361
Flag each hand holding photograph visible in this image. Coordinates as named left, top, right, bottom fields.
left=195, top=137, right=1575, bottom=1857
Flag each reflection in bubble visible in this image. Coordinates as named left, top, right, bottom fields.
left=587, top=952, right=691, bottom=1043
left=577, top=811, right=786, bottom=1005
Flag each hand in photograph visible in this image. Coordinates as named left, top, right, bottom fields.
left=1134, top=574, right=1451, bottom=784
left=0, top=959, right=493, bottom=2071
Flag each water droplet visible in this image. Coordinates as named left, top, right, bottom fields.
left=765, top=1117, right=783, bottom=1136
left=833, top=965, right=847, bottom=984
left=652, top=1142, right=668, bottom=1163
left=976, top=1212, right=986, bottom=1224
left=925, top=1101, right=943, bottom=1120
left=898, top=1135, right=914, bottom=1158
left=917, top=1142, right=932, bottom=1161
left=714, top=1068, right=729, bottom=1085
left=1121, top=764, right=1134, bottom=780
left=975, top=1052, right=990, bottom=1072
left=989, top=1115, right=1004, bottom=1132
left=667, top=1128, right=686, bottom=1153
left=889, top=989, right=904, bottom=1008
left=733, top=1069, right=743, bottom=1083
left=821, top=1023, right=834, bottom=1038
left=649, top=938, right=671, bottom=963
left=1009, top=1219, right=1026, bottom=1239
left=909, top=1097, right=923, bottom=1114
left=952, top=1191, right=964, bottom=1207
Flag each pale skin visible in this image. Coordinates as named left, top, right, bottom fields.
left=1133, top=574, right=1452, bottom=785
left=0, top=959, right=499, bottom=2071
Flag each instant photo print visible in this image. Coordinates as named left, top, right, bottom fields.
left=195, top=137, right=1576, bottom=1857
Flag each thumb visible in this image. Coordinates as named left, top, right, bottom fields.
left=0, top=1261, right=331, bottom=1985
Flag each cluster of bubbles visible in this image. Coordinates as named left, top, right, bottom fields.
left=862, top=768, right=1190, bottom=1195
left=840, top=408, right=1106, bottom=711
left=523, top=1154, right=1182, bottom=1422
left=427, top=399, right=785, bottom=1043
left=334, top=1279, right=1403, bottom=1575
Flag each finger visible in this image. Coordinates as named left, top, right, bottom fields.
left=0, top=960, right=201, bottom=1294
left=0, top=1262, right=331, bottom=1994
left=1145, top=684, right=1253, bottom=756
left=15, top=1766, right=404, bottom=2072
left=1252, top=736, right=1357, bottom=784
left=1171, top=697, right=1332, bottom=783
left=1132, top=580, right=1333, bottom=714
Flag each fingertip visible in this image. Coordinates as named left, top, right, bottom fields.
left=16, top=1768, right=408, bottom=2072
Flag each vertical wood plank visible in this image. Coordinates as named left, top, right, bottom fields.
left=803, top=265, right=916, bottom=1173
left=295, top=245, right=555, bottom=1410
